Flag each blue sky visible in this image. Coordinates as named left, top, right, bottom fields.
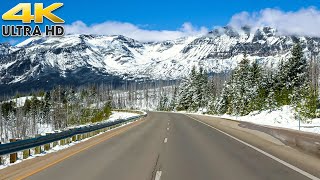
left=1, top=0, right=320, bottom=43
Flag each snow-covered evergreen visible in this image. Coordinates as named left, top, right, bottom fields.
left=176, top=66, right=210, bottom=112
left=105, top=43, right=320, bottom=121
left=177, top=43, right=320, bottom=120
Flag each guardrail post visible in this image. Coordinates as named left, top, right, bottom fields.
left=53, top=140, right=58, bottom=147
left=44, top=133, right=51, bottom=151
left=9, top=139, right=17, bottom=163
left=23, top=149, right=30, bottom=159
left=72, top=135, right=76, bottom=142
left=53, top=131, right=59, bottom=147
left=35, top=134, right=42, bottom=154
left=60, top=138, right=65, bottom=146
left=77, top=134, right=81, bottom=141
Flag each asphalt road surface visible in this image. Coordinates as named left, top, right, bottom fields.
left=26, top=112, right=316, bottom=180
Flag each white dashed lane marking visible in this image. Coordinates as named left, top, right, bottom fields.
left=155, top=171, right=162, bottom=180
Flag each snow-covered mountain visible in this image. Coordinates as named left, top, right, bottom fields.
left=1, top=26, right=320, bottom=93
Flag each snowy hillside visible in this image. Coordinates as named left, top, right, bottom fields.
left=0, top=26, right=320, bottom=93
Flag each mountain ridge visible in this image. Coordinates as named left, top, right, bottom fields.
left=0, top=26, right=319, bottom=93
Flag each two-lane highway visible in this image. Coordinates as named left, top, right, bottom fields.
left=25, top=112, right=317, bottom=180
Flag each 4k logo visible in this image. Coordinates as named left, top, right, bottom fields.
left=2, top=3, right=65, bottom=37
left=2, top=3, right=64, bottom=23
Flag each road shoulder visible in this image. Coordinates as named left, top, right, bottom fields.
left=187, top=114, right=320, bottom=179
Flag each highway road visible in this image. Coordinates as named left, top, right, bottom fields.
left=25, top=112, right=318, bottom=180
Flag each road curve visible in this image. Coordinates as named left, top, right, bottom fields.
left=26, top=112, right=316, bottom=180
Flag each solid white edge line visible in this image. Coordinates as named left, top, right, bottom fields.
left=164, top=138, right=168, bottom=143
left=185, top=114, right=320, bottom=180
left=155, top=171, right=162, bottom=180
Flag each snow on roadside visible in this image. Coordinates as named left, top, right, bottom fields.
left=191, top=106, right=320, bottom=134
left=36, top=111, right=141, bottom=135
left=0, top=111, right=142, bottom=170
left=108, top=111, right=141, bottom=122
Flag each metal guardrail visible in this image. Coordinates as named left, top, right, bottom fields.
left=0, top=114, right=146, bottom=156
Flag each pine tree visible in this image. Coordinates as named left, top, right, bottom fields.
left=212, top=54, right=265, bottom=115
left=158, top=94, right=169, bottom=111
left=169, top=86, right=178, bottom=111
left=263, top=70, right=278, bottom=110
left=230, top=54, right=252, bottom=115
left=177, top=66, right=197, bottom=111
left=177, top=79, right=192, bottom=111
left=211, top=79, right=232, bottom=114
left=247, top=60, right=263, bottom=112
left=296, top=83, right=318, bottom=119
left=177, top=66, right=210, bottom=112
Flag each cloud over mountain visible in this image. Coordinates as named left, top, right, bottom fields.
left=64, top=21, right=208, bottom=42
left=228, top=7, right=320, bottom=37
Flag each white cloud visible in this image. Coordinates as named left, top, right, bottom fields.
left=228, top=7, right=320, bottom=37
left=64, top=21, right=208, bottom=42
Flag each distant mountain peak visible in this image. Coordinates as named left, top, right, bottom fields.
left=0, top=26, right=319, bottom=93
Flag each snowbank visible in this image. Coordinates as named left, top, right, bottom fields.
left=192, top=106, right=320, bottom=134
left=108, top=111, right=140, bottom=122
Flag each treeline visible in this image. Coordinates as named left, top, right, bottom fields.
left=0, top=80, right=178, bottom=142
left=174, top=43, right=320, bottom=119
left=156, top=68, right=227, bottom=112
left=0, top=85, right=112, bottom=143
left=113, top=80, right=179, bottom=110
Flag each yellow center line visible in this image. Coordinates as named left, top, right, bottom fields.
left=16, top=120, right=144, bottom=180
